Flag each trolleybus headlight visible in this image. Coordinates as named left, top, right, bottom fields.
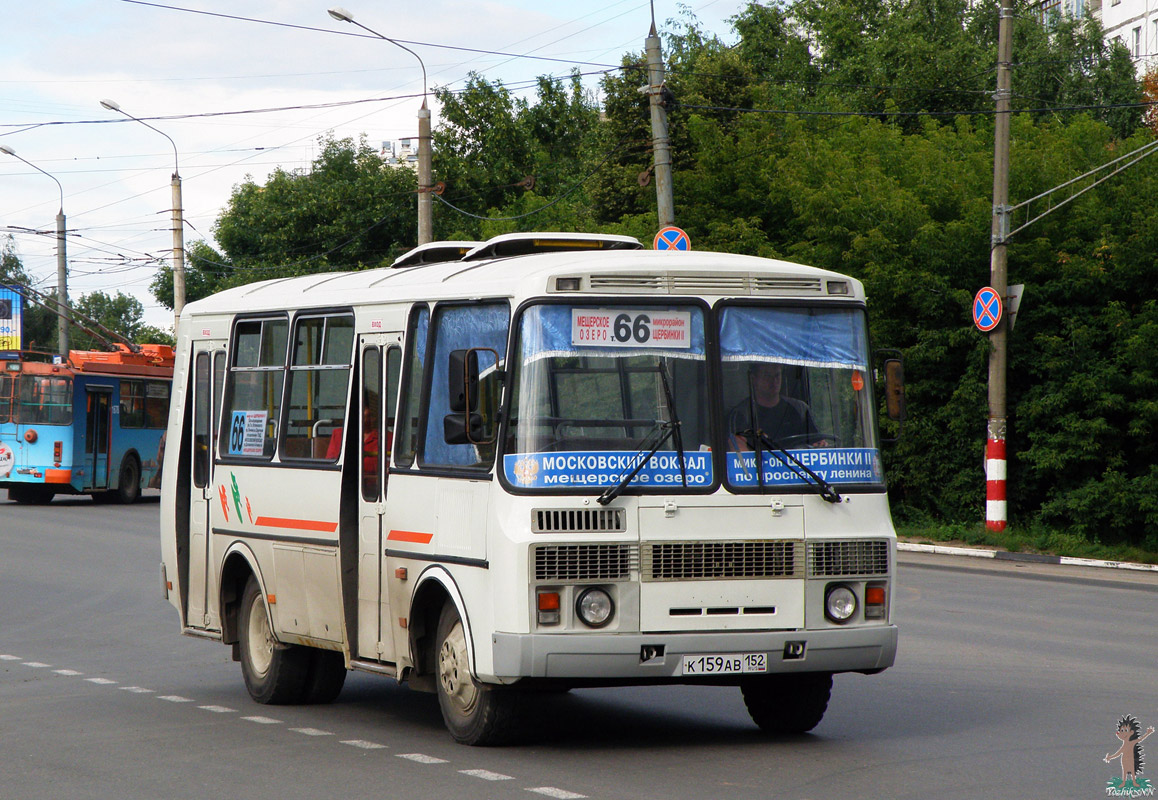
left=575, top=588, right=614, bottom=628
left=824, top=584, right=858, bottom=624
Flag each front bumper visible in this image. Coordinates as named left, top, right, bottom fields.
left=491, top=624, right=897, bottom=681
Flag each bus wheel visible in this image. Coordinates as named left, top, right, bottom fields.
left=300, top=648, right=346, bottom=704
left=741, top=672, right=832, bottom=735
left=115, top=456, right=140, bottom=504
left=238, top=576, right=308, bottom=704
left=435, top=601, right=519, bottom=746
left=8, top=485, right=54, bottom=504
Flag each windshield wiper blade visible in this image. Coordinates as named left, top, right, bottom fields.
left=739, top=429, right=842, bottom=504
left=597, top=420, right=676, bottom=506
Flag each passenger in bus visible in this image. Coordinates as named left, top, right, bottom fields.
left=728, top=362, right=827, bottom=450
left=324, top=400, right=391, bottom=475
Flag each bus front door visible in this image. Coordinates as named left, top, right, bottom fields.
left=189, top=345, right=225, bottom=631
left=355, top=335, right=401, bottom=663
left=85, top=386, right=112, bottom=490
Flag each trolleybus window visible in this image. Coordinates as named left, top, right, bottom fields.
left=0, top=373, right=11, bottom=423
left=120, top=380, right=171, bottom=429
left=504, top=303, right=711, bottom=491
left=221, top=316, right=288, bottom=459
left=718, top=304, right=883, bottom=490
left=17, top=374, right=72, bottom=425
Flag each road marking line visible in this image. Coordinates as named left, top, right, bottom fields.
left=85, top=678, right=117, bottom=685
left=341, top=740, right=386, bottom=750
left=158, top=695, right=193, bottom=703
left=290, top=727, right=333, bottom=737
left=120, top=686, right=153, bottom=693
left=527, top=789, right=588, bottom=799
left=397, top=753, right=448, bottom=764
left=198, top=705, right=236, bottom=713
left=23, top=662, right=51, bottom=668
left=0, top=655, right=22, bottom=661
left=243, top=716, right=282, bottom=724
left=53, top=669, right=83, bottom=676
left=461, top=769, right=514, bottom=781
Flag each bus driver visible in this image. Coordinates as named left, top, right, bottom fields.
left=728, top=362, right=827, bottom=450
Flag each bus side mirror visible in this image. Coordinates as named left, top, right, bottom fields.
left=884, top=359, right=905, bottom=422
left=443, top=412, right=484, bottom=445
left=447, top=349, right=479, bottom=414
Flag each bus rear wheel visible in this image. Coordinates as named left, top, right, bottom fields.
left=8, top=485, right=54, bottom=504
left=115, top=456, right=140, bottom=504
left=741, top=672, right=833, bottom=735
left=435, top=601, right=519, bottom=746
left=238, top=576, right=309, bottom=704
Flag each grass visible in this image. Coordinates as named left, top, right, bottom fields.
left=894, top=519, right=1158, bottom=567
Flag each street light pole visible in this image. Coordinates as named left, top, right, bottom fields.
left=0, top=145, right=69, bottom=355
left=100, top=99, right=186, bottom=327
left=327, top=7, right=433, bottom=245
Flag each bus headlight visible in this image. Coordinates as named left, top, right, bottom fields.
left=575, top=588, right=614, bottom=628
left=824, top=584, right=858, bottom=624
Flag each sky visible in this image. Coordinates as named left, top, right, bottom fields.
left=0, top=0, right=749, bottom=334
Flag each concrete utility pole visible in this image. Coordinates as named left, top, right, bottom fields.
left=328, top=7, right=432, bottom=245
left=644, top=22, right=675, bottom=228
left=0, top=145, right=68, bottom=354
left=986, top=0, right=1014, bottom=532
left=100, top=100, right=186, bottom=327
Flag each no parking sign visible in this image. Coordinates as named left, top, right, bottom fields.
left=973, top=287, right=1003, bottom=332
left=654, top=226, right=691, bottom=251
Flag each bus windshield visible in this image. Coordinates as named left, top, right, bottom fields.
left=504, top=303, right=712, bottom=491
left=718, top=304, right=883, bottom=490
left=16, top=374, right=72, bottom=425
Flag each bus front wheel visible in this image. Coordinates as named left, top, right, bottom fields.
left=741, top=672, right=832, bottom=735
left=238, top=576, right=308, bottom=704
left=435, top=601, right=519, bottom=746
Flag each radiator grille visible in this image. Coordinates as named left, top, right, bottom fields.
left=642, top=540, right=804, bottom=581
left=533, top=544, right=638, bottom=582
left=807, top=540, right=890, bottom=577
left=533, top=508, right=626, bottom=533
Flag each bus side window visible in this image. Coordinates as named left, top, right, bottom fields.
left=393, top=306, right=429, bottom=469
left=193, top=353, right=210, bottom=488
left=420, top=302, right=509, bottom=469
left=285, top=314, right=353, bottom=461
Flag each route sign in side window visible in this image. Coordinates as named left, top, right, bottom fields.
left=221, top=317, right=288, bottom=460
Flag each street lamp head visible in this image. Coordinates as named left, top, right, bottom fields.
left=328, top=7, right=354, bottom=22
left=100, top=99, right=122, bottom=112
left=0, top=145, right=15, bottom=156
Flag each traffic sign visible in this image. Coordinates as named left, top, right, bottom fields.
left=654, top=226, right=691, bottom=251
left=973, top=287, right=1003, bottom=332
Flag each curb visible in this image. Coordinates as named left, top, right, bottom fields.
left=897, top=542, right=1158, bottom=574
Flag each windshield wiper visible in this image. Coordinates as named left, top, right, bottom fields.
left=597, top=419, right=678, bottom=506
left=736, top=428, right=842, bottom=504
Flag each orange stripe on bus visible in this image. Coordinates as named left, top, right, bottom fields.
left=44, top=469, right=72, bottom=484
left=387, top=530, right=434, bottom=544
left=253, top=516, right=339, bottom=533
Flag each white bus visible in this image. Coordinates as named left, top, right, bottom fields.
left=160, top=232, right=904, bottom=745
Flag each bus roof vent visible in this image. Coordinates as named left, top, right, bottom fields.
left=462, top=232, right=643, bottom=261
left=391, top=241, right=484, bottom=268
left=752, top=276, right=824, bottom=294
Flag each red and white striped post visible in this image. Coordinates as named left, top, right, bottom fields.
left=986, top=431, right=1007, bottom=532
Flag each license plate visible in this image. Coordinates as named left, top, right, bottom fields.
left=681, top=652, right=768, bottom=676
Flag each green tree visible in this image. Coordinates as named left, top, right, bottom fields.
left=69, top=291, right=171, bottom=350
left=150, top=240, right=231, bottom=311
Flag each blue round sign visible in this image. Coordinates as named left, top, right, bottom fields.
left=973, top=287, right=1003, bottom=332
left=654, top=226, right=691, bottom=251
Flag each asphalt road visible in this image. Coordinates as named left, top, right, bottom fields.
left=2, top=493, right=1155, bottom=800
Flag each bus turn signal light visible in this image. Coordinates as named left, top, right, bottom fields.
left=865, top=584, right=887, bottom=619
left=537, top=591, right=561, bottom=626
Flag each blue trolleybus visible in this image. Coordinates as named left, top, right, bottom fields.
left=1, top=344, right=174, bottom=504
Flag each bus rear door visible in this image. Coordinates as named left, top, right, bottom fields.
left=84, top=384, right=113, bottom=491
